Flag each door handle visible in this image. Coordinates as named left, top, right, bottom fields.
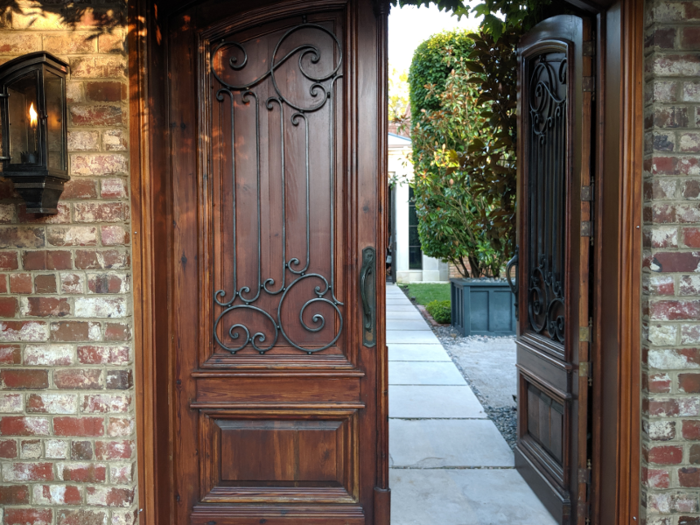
left=506, top=246, right=519, bottom=318
left=361, top=247, right=376, bottom=347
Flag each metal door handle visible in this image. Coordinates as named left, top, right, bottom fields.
left=360, top=247, right=376, bottom=346
left=506, top=247, right=519, bottom=300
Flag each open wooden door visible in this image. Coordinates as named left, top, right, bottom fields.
left=512, top=15, right=595, bottom=525
left=163, top=1, right=390, bottom=523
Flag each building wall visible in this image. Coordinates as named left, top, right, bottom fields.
left=642, top=2, right=700, bottom=523
left=0, top=3, right=136, bottom=525
left=389, top=144, right=449, bottom=283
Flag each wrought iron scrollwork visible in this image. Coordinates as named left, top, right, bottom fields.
left=211, top=23, right=344, bottom=355
left=527, top=53, right=567, bottom=344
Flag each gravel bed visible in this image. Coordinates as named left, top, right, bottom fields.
left=435, top=326, right=518, bottom=448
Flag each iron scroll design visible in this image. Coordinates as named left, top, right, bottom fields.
left=527, top=52, right=567, bottom=344
left=211, top=23, right=344, bottom=355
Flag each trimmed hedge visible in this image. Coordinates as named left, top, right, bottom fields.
left=426, top=300, right=451, bottom=324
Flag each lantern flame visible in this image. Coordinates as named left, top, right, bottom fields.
left=28, top=103, right=37, bottom=128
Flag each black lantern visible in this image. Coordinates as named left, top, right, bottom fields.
left=0, top=52, right=69, bottom=214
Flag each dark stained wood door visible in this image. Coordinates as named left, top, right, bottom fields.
left=165, top=1, right=389, bottom=524
left=513, top=15, right=595, bottom=525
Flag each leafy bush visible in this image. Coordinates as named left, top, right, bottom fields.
left=426, top=300, right=451, bottom=324
left=409, top=31, right=512, bottom=278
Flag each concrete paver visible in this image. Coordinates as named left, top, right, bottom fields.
left=389, top=385, right=487, bottom=419
left=390, top=361, right=467, bottom=385
left=390, top=469, right=556, bottom=525
left=386, top=283, right=556, bottom=525
left=390, top=419, right=514, bottom=468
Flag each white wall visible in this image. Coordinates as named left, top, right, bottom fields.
left=389, top=138, right=449, bottom=283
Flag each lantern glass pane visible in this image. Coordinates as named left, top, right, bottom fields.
left=7, top=71, right=39, bottom=165
left=45, top=71, right=64, bottom=171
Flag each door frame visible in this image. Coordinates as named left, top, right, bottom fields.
left=127, top=0, right=642, bottom=524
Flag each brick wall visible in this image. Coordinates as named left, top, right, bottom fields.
left=643, top=2, right=700, bottom=523
left=0, top=3, right=136, bottom=525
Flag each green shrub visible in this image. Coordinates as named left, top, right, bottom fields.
left=426, top=300, right=451, bottom=324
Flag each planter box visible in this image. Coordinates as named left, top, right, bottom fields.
left=450, top=279, right=516, bottom=336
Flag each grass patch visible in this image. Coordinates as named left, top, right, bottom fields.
left=399, top=283, right=450, bottom=306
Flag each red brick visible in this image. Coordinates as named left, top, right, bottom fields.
left=62, top=179, right=98, bottom=200
left=106, top=369, right=132, bottom=390
left=50, top=321, right=101, bottom=342
left=648, top=373, right=672, bottom=393
left=100, top=225, right=129, bottom=246
left=47, top=251, right=73, bottom=270
left=684, top=420, right=700, bottom=440
left=0, top=251, right=19, bottom=270
left=653, top=253, right=700, bottom=273
left=33, top=484, right=82, bottom=505
left=57, top=509, right=108, bottom=525
left=85, top=81, right=127, bottom=101
left=104, top=323, right=130, bottom=342
left=681, top=374, right=700, bottom=393
left=54, top=416, right=105, bottom=437
left=82, top=394, right=130, bottom=414
left=681, top=468, right=700, bottom=487
left=10, top=273, right=32, bottom=294
left=43, top=33, right=96, bottom=54
left=0, top=438, right=17, bottom=458
left=3, top=509, right=52, bottom=525
left=651, top=300, right=700, bottom=320
left=17, top=203, right=71, bottom=225
left=75, top=202, right=125, bottom=223
left=0, top=321, right=49, bottom=342
left=0, top=416, right=50, bottom=436
left=101, top=178, right=127, bottom=198
left=47, top=226, right=98, bottom=247
left=3, top=462, right=54, bottom=482
left=70, top=104, right=123, bottom=126
left=94, top=439, right=133, bottom=460
left=26, top=393, right=77, bottom=414
left=60, top=273, right=83, bottom=294
left=75, top=249, right=130, bottom=270
left=86, top=486, right=134, bottom=507
left=71, top=440, right=94, bottom=460
left=0, top=227, right=45, bottom=249
left=648, top=27, right=678, bottom=50
left=685, top=228, right=700, bottom=248
left=58, top=462, right=106, bottom=483
left=643, top=466, right=671, bottom=489
left=78, top=345, right=129, bottom=365
left=0, top=344, right=21, bottom=364
left=88, top=273, right=126, bottom=294
left=0, top=34, right=41, bottom=54
left=646, top=398, right=680, bottom=417
left=24, top=344, right=73, bottom=366
left=34, top=274, right=57, bottom=294
left=0, top=296, right=18, bottom=317
left=692, top=444, right=700, bottom=464
left=0, top=274, right=8, bottom=293
left=0, top=369, right=49, bottom=389
left=54, top=369, right=102, bottom=389
left=0, top=484, right=29, bottom=504
left=22, top=250, right=49, bottom=270
left=107, top=417, right=133, bottom=437
left=70, top=154, right=128, bottom=177
left=22, top=297, right=71, bottom=317
left=683, top=27, right=700, bottom=50
left=69, top=56, right=126, bottom=79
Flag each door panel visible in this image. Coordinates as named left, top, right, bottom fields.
left=515, top=15, right=594, bottom=525
left=166, top=1, right=388, bottom=524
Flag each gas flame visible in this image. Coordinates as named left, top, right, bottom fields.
left=28, top=103, right=37, bottom=128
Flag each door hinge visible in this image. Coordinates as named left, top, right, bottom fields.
left=581, top=184, right=594, bottom=202
left=583, top=40, right=595, bottom=57
left=578, top=467, right=591, bottom=484
left=583, top=76, right=595, bottom=92
left=581, top=221, right=593, bottom=237
left=579, top=361, right=590, bottom=378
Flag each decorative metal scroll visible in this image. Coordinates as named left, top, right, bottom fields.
left=211, top=23, right=343, bottom=355
left=527, top=52, right=567, bottom=344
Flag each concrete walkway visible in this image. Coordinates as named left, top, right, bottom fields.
left=386, top=283, right=556, bottom=525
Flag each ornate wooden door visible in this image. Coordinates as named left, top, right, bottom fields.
left=166, top=1, right=389, bottom=524
left=513, top=15, right=595, bottom=525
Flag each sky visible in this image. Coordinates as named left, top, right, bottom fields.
left=388, top=4, right=481, bottom=73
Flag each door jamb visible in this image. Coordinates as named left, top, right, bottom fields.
left=128, top=0, right=643, bottom=523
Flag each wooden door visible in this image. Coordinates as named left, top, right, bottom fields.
left=165, top=1, right=389, bottom=524
left=513, top=15, right=595, bottom=525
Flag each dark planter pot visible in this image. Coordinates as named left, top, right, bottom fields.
left=450, top=278, right=516, bottom=336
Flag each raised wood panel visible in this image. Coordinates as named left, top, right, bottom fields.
left=190, top=505, right=366, bottom=525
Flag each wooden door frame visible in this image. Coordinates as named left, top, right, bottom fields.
left=127, top=0, right=642, bottom=523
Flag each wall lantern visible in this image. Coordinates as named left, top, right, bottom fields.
left=0, top=52, right=69, bottom=214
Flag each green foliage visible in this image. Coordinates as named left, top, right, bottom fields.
left=426, top=300, right=451, bottom=324
left=408, top=31, right=511, bottom=278
left=400, top=283, right=450, bottom=305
